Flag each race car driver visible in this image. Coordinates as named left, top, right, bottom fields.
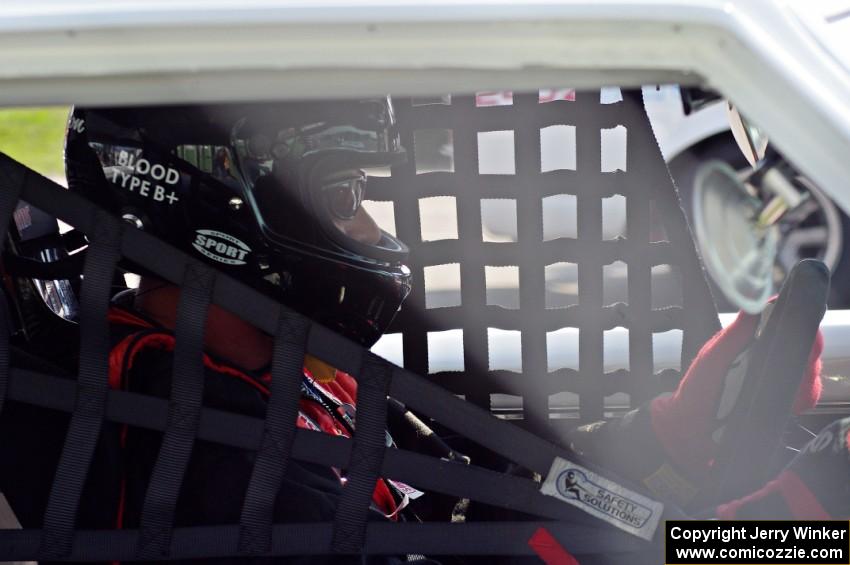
left=64, top=97, right=845, bottom=529
left=60, top=98, right=422, bottom=562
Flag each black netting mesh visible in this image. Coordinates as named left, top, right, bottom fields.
left=0, top=88, right=725, bottom=561
left=368, top=89, right=720, bottom=433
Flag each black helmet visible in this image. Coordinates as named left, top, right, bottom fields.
left=64, top=98, right=411, bottom=347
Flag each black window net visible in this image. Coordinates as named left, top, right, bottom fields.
left=0, top=88, right=720, bottom=562
left=370, top=90, right=719, bottom=436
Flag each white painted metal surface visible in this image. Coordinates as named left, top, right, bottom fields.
left=642, top=85, right=729, bottom=161
left=1, top=1, right=850, bottom=216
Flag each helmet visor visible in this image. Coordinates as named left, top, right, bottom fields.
left=310, top=167, right=407, bottom=260
left=230, top=99, right=407, bottom=263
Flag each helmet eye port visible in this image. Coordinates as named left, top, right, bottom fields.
left=322, top=177, right=365, bottom=221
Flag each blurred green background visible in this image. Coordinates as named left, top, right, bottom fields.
left=0, top=107, right=69, bottom=179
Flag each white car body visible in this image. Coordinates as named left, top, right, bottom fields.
left=643, top=85, right=729, bottom=161
left=2, top=0, right=850, bottom=211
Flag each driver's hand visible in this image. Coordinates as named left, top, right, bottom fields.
left=566, top=308, right=823, bottom=507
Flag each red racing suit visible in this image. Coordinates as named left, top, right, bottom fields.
left=106, top=306, right=401, bottom=534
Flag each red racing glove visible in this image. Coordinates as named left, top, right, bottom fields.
left=568, top=309, right=823, bottom=506
left=651, top=310, right=823, bottom=481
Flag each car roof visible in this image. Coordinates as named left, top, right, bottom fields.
left=1, top=0, right=850, bottom=214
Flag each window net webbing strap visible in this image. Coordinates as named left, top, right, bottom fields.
left=0, top=156, right=22, bottom=416
left=136, top=262, right=216, bottom=559
left=238, top=310, right=309, bottom=554
left=331, top=354, right=391, bottom=553
left=39, top=210, right=123, bottom=559
left=372, top=90, right=719, bottom=437
left=2, top=364, right=627, bottom=527
left=0, top=521, right=649, bottom=560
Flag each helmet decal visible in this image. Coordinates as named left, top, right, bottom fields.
left=109, top=151, right=181, bottom=205
left=68, top=115, right=86, bottom=134
left=192, top=229, right=251, bottom=266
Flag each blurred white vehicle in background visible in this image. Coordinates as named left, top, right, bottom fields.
left=469, top=85, right=850, bottom=311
